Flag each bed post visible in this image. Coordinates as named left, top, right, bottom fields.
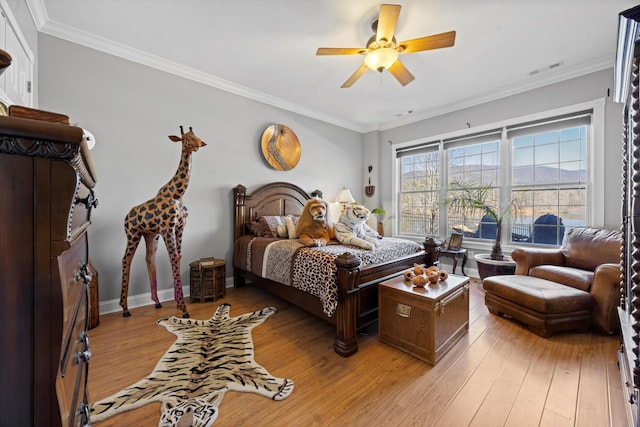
left=423, top=237, right=439, bottom=267
left=233, top=185, right=247, bottom=240
left=233, top=185, right=247, bottom=287
left=334, top=252, right=361, bottom=357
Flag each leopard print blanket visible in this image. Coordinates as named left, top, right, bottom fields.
left=248, top=237, right=422, bottom=316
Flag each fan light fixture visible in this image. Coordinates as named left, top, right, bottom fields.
left=364, top=47, right=398, bottom=72
left=316, top=4, right=456, bottom=88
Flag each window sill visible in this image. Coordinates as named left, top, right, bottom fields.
left=395, top=234, right=560, bottom=254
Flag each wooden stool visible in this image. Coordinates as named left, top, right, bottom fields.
left=189, top=258, right=226, bottom=302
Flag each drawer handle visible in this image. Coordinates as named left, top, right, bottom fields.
left=437, top=283, right=469, bottom=315
left=79, top=401, right=92, bottom=427
left=75, top=263, right=93, bottom=285
left=396, top=303, right=411, bottom=318
left=76, top=348, right=92, bottom=363
left=75, top=331, right=92, bottom=363
left=75, top=189, right=99, bottom=209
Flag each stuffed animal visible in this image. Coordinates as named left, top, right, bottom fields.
left=334, top=205, right=381, bottom=250
left=296, top=198, right=334, bottom=246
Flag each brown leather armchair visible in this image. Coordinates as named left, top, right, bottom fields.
left=483, top=227, right=622, bottom=336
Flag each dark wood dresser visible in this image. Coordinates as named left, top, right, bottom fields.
left=0, top=113, right=98, bottom=426
left=615, top=5, right=640, bottom=426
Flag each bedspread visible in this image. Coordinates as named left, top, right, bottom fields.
left=234, top=236, right=422, bottom=316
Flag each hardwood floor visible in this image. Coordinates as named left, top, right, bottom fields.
left=87, top=279, right=628, bottom=426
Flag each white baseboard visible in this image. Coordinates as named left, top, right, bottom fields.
left=99, top=269, right=479, bottom=317
left=99, top=277, right=233, bottom=315
left=436, top=258, right=479, bottom=279
left=462, top=267, right=479, bottom=279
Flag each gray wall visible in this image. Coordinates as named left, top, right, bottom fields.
left=37, top=35, right=364, bottom=311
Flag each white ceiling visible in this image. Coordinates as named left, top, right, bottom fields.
left=29, top=0, right=638, bottom=133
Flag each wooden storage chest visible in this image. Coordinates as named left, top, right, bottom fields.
left=379, top=274, right=469, bottom=364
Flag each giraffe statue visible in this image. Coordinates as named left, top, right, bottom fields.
left=120, top=126, right=206, bottom=318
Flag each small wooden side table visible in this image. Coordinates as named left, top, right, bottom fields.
left=436, top=248, right=467, bottom=275
left=189, top=257, right=226, bottom=303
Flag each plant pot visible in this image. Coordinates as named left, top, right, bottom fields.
left=474, top=253, right=516, bottom=280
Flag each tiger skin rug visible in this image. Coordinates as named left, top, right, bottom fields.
left=90, top=304, right=294, bottom=426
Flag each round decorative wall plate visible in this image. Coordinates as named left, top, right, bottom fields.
left=260, top=124, right=300, bottom=171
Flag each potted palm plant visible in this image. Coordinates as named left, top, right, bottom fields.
left=445, top=180, right=519, bottom=278
left=371, top=207, right=386, bottom=236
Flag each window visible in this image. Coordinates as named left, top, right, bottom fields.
left=398, top=145, right=440, bottom=235
left=509, top=114, right=590, bottom=245
left=445, top=131, right=502, bottom=240
left=394, top=105, right=597, bottom=247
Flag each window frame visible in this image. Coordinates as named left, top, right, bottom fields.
left=508, top=114, right=591, bottom=245
left=398, top=144, right=441, bottom=236
left=391, top=99, right=605, bottom=253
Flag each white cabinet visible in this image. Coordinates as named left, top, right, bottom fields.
left=0, top=5, right=33, bottom=107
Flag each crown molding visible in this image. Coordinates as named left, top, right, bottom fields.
left=25, top=0, right=47, bottom=29
left=378, top=56, right=613, bottom=131
left=25, top=0, right=368, bottom=133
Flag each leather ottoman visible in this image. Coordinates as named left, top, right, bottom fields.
left=483, top=275, right=594, bottom=337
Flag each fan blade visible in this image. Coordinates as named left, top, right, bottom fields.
left=396, top=31, right=456, bottom=54
left=376, top=4, right=401, bottom=43
left=316, top=47, right=367, bottom=56
left=341, top=64, right=369, bottom=88
left=387, top=60, right=415, bottom=86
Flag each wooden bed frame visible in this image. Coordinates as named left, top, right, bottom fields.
left=232, top=182, right=437, bottom=357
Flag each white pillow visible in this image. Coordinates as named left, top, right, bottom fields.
left=276, top=224, right=288, bottom=238
left=284, top=216, right=297, bottom=239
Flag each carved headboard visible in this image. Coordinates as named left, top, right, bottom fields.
left=232, top=182, right=312, bottom=241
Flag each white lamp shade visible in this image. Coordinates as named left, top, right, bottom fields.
left=83, top=129, right=96, bottom=150
left=336, top=188, right=355, bottom=204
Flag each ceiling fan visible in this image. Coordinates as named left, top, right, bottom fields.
left=316, top=4, right=456, bottom=88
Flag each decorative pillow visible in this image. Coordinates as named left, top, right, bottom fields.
left=276, top=224, right=288, bottom=238
left=246, top=221, right=262, bottom=236
left=258, top=216, right=287, bottom=238
left=284, top=216, right=298, bottom=239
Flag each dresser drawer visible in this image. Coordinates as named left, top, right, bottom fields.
left=55, top=316, right=90, bottom=426
left=58, top=235, right=89, bottom=338
left=69, top=184, right=96, bottom=237
left=56, top=234, right=91, bottom=426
